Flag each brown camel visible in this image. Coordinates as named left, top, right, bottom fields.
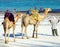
left=21, top=8, right=51, bottom=39
left=2, top=13, right=23, bottom=44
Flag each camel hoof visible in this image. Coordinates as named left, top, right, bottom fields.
left=4, top=34, right=5, bottom=36
left=22, top=37, right=24, bottom=39
left=14, top=39, right=16, bottom=42
left=32, top=36, right=34, bottom=38
left=5, top=40, right=8, bottom=44
left=27, top=37, right=29, bottom=39
left=36, top=37, right=38, bottom=38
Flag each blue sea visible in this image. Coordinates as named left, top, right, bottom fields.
left=0, top=0, right=60, bottom=11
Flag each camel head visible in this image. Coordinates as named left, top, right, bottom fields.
left=15, top=13, right=23, bottom=23
left=42, top=8, right=52, bottom=16
left=16, top=13, right=23, bottom=18
left=44, top=8, right=52, bottom=12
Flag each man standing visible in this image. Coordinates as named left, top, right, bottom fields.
left=49, top=16, right=59, bottom=36
left=27, top=9, right=31, bottom=15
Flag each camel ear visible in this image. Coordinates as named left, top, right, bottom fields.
left=43, top=8, right=51, bottom=11
left=46, top=8, right=51, bottom=11
left=43, top=8, right=47, bottom=11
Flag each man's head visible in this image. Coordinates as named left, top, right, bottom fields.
left=52, top=16, right=57, bottom=20
left=5, top=10, right=10, bottom=13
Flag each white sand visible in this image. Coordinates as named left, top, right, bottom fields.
left=0, top=12, right=60, bottom=47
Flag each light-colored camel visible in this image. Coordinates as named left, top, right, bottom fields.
left=2, top=13, right=23, bottom=44
left=21, top=8, right=51, bottom=39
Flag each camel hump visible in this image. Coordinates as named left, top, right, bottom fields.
left=4, top=12, right=15, bottom=22
left=31, top=13, right=40, bottom=21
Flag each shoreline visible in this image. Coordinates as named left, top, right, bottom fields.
left=0, top=11, right=60, bottom=14
left=0, top=11, right=60, bottom=13
left=0, top=10, right=60, bottom=17
left=0, top=9, right=60, bottom=13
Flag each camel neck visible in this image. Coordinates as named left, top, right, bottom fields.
left=15, top=15, right=19, bottom=23
left=43, top=11, right=49, bottom=16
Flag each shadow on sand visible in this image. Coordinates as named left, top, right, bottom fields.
left=3, top=33, right=52, bottom=37
left=3, top=33, right=24, bottom=37
left=35, top=33, right=52, bottom=36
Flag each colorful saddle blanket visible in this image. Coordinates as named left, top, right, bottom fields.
left=4, top=12, right=15, bottom=22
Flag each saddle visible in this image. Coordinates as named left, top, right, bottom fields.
left=30, top=9, right=40, bottom=21
left=4, top=12, right=15, bottom=22
left=30, top=13, right=40, bottom=22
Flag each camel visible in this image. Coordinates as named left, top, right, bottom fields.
left=2, top=12, right=23, bottom=44
left=21, top=8, right=51, bottom=39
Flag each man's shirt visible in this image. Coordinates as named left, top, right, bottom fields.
left=49, top=16, right=58, bottom=29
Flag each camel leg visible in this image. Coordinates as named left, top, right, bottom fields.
left=21, top=25, right=25, bottom=39
left=3, top=26, right=6, bottom=36
left=5, top=28, right=8, bottom=44
left=32, top=25, right=35, bottom=38
left=13, top=24, right=15, bottom=42
left=2, top=21, right=7, bottom=43
left=5, top=31, right=7, bottom=44
left=8, top=30, right=10, bottom=42
left=25, top=27, right=29, bottom=39
left=5, top=21, right=9, bottom=44
left=35, top=24, right=38, bottom=38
